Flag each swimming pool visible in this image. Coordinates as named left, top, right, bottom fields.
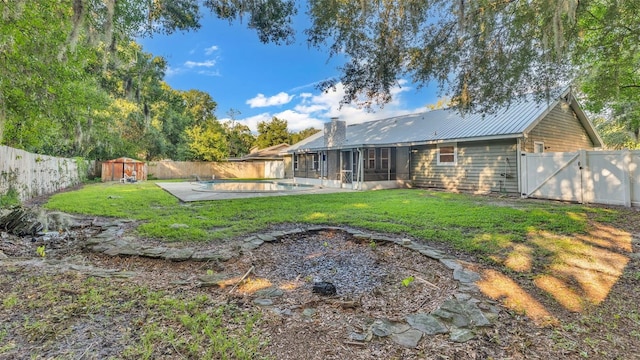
left=195, top=180, right=316, bottom=193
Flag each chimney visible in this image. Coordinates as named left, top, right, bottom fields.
left=324, top=117, right=346, bottom=148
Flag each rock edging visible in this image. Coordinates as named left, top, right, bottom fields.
left=83, top=223, right=498, bottom=346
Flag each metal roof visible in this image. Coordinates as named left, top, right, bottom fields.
left=288, top=89, right=600, bottom=152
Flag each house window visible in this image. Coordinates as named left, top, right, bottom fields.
left=311, top=153, right=319, bottom=170
left=437, top=144, right=457, bottom=165
left=367, top=149, right=376, bottom=169
left=381, top=148, right=390, bottom=169
left=294, top=154, right=299, bottom=170
left=534, top=141, right=544, bottom=153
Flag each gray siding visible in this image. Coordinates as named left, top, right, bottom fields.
left=411, top=139, right=518, bottom=193
left=523, top=101, right=595, bottom=152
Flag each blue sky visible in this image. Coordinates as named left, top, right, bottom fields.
left=139, top=11, right=441, bottom=133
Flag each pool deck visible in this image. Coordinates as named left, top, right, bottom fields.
left=155, top=181, right=354, bottom=202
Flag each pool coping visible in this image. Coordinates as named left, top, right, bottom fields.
left=155, top=181, right=354, bottom=202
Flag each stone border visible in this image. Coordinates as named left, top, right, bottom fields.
left=83, top=223, right=500, bottom=346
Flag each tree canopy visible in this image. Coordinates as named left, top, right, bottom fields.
left=3, top=0, right=638, bottom=156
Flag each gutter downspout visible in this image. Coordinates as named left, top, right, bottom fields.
left=517, top=137, right=523, bottom=196
left=358, top=148, right=364, bottom=190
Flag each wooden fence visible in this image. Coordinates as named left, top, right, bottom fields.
left=0, top=145, right=95, bottom=201
left=147, top=161, right=267, bottom=180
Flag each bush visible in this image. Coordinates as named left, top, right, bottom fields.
left=0, top=188, right=20, bottom=208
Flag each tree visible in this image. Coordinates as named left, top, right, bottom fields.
left=255, top=117, right=290, bottom=149
left=185, top=119, right=228, bottom=161
left=290, top=127, right=320, bottom=144
left=223, top=121, right=255, bottom=158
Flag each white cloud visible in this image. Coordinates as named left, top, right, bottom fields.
left=197, top=69, right=221, bottom=77
left=204, top=45, right=219, bottom=55
left=184, top=60, right=216, bottom=68
left=272, top=110, right=325, bottom=132
left=164, top=66, right=183, bottom=78
left=231, top=113, right=272, bottom=132
left=235, top=79, right=428, bottom=134
left=246, top=92, right=294, bottom=108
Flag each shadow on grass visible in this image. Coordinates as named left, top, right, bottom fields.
left=477, top=221, right=633, bottom=325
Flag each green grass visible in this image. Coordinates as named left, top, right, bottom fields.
left=0, top=273, right=266, bottom=359
left=44, top=181, right=605, bottom=256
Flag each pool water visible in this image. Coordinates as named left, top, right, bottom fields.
left=196, top=180, right=314, bottom=192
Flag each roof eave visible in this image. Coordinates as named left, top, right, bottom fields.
left=288, top=133, right=524, bottom=152
left=567, top=92, right=604, bottom=148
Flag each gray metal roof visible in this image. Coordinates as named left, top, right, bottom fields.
left=288, top=89, right=600, bottom=152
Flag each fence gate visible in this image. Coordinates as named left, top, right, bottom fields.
left=520, top=150, right=639, bottom=207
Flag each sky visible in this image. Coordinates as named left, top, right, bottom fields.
left=139, top=10, right=442, bottom=133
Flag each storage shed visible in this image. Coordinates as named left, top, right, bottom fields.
left=101, top=157, right=147, bottom=182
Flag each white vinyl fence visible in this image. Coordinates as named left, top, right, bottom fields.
left=520, top=150, right=639, bottom=207
left=0, top=145, right=92, bottom=201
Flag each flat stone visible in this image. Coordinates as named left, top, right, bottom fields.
left=406, top=313, right=448, bottom=335
left=266, top=231, right=285, bottom=238
left=85, top=236, right=106, bottom=245
left=91, top=229, right=117, bottom=239
left=307, top=226, right=329, bottom=232
left=349, top=332, right=368, bottom=342
left=138, top=247, right=167, bottom=258
left=370, top=235, right=396, bottom=242
left=450, top=328, right=475, bottom=343
left=453, top=268, right=481, bottom=283
left=257, top=234, right=277, bottom=242
left=241, top=239, right=263, bottom=250
left=431, top=308, right=453, bottom=321
left=103, top=244, right=140, bottom=256
left=197, top=273, right=230, bottom=286
left=352, top=233, right=372, bottom=240
left=164, top=248, right=195, bottom=261
left=371, top=319, right=411, bottom=337
left=440, top=258, right=462, bottom=271
left=417, top=248, right=444, bottom=259
left=255, top=287, right=284, bottom=298
left=440, top=299, right=465, bottom=314
left=243, top=236, right=258, bottom=242
left=455, top=293, right=472, bottom=301
left=191, top=249, right=231, bottom=261
left=253, top=298, right=273, bottom=306
left=464, top=302, right=491, bottom=327
left=272, top=308, right=292, bottom=316
left=169, top=223, right=189, bottom=229
left=281, top=228, right=305, bottom=236
left=401, top=238, right=412, bottom=245
left=391, top=329, right=423, bottom=348
left=405, top=243, right=425, bottom=252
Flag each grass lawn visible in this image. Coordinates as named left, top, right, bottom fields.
left=46, top=181, right=608, bottom=254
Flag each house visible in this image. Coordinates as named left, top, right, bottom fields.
left=287, top=89, right=603, bottom=194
